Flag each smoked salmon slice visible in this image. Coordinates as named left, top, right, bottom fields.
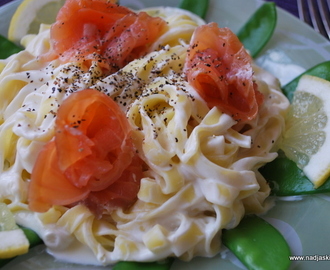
left=29, top=89, right=143, bottom=213
left=84, top=155, right=144, bottom=217
left=42, top=0, right=167, bottom=73
left=184, top=23, right=263, bottom=122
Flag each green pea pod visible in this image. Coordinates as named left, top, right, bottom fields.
left=20, top=226, right=43, bottom=248
left=222, top=215, right=291, bottom=270
left=260, top=156, right=330, bottom=196
left=0, top=34, right=22, bottom=59
left=237, top=2, right=277, bottom=58
left=0, top=257, right=11, bottom=268
left=113, top=258, right=174, bottom=270
left=179, top=0, right=209, bottom=19
left=282, top=60, right=330, bottom=102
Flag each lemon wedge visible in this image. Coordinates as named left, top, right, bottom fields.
left=280, top=75, right=330, bottom=188
left=8, top=0, right=65, bottom=44
left=0, top=202, right=29, bottom=259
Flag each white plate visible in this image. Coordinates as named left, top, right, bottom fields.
left=1, top=0, right=330, bottom=269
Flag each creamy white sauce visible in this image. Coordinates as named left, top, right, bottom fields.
left=256, top=49, right=305, bottom=86
left=48, top=241, right=102, bottom=266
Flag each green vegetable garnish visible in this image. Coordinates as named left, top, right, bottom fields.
left=282, top=60, right=330, bottom=102
left=20, top=226, right=43, bottom=249
left=113, top=258, right=174, bottom=270
left=237, top=2, right=277, bottom=58
left=179, top=0, right=209, bottom=19
left=222, top=215, right=291, bottom=270
left=0, top=34, right=22, bottom=59
left=260, top=155, right=330, bottom=196
left=0, top=257, right=11, bottom=267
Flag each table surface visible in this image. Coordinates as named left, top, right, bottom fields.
left=266, top=0, right=299, bottom=17
left=0, top=0, right=300, bottom=17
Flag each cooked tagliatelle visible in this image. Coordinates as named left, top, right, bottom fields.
left=0, top=2, right=289, bottom=266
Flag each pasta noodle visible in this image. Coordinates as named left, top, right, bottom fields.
left=0, top=5, right=289, bottom=266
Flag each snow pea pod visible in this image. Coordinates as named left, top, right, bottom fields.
left=113, top=258, right=174, bottom=270
left=20, top=226, right=43, bottom=248
left=0, top=34, right=22, bottom=59
left=0, top=257, right=11, bottom=267
left=282, top=60, right=330, bottom=102
left=237, top=2, right=277, bottom=58
left=179, top=0, right=209, bottom=19
left=260, top=155, right=330, bottom=196
left=222, top=215, right=291, bottom=270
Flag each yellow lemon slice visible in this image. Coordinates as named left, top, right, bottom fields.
left=280, top=75, right=330, bottom=188
left=8, top=0, right=65, bottom=44
left=0, top=202, right=29, bottom=259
